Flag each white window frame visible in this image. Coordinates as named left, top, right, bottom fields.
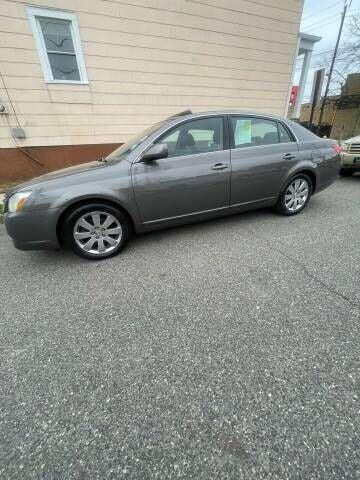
left=27, top=6, right=88, bottom=84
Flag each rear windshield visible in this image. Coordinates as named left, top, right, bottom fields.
left=287, top=120, right=320, bottom=141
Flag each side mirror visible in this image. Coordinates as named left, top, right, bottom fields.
left=141, top=143, right=168, bottom=162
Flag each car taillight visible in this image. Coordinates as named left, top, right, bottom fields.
left=331, top=144, right=343, bottom=154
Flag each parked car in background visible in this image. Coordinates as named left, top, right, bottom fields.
left=4, top=110, right=341, bottom=260
left=340, top=135, right=360, bottom=176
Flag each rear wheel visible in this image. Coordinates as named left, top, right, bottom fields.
left=62, top=203, right=131, bottom=260
left=275, top=174, right=312, bottom=216
left=339, top=168, right=354, bottom=177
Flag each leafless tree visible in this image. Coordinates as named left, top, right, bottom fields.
left=341, top=14, right=360, bottom=68
left=315, top=14, right=360, bottom=95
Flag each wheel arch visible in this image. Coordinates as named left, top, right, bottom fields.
left=282, top=168, right=317, bottom=194
left=56, top=197, right=135, bottom=246
left=296, top=169, right=316, bottom=193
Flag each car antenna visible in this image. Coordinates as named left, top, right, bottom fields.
left=164, top=110, right=192, bottom=120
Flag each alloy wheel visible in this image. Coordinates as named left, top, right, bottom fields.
left=284, top=178, right=309, bottom=212
left=73, top=210, right=122, bottom=255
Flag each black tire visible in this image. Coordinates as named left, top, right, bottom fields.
left=339, top=168, right=354, bottom=177
left=275, top=173, right=312, bottom=216
left=61, top=203, right=131, bottom=260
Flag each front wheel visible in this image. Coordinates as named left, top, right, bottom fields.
left=275, top=174, right=312, bottom=216
left=62, top=203, right=131, bottom=260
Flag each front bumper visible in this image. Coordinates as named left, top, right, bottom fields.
left=341, top=152, right=360, bottom=169
left=5, top=208, right=60, bottom=251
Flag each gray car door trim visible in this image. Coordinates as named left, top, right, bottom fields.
left=142, top=204, right=230, bottom=225
left=228, top=115, right=300, bottom=205
left=134, top=114, right=229, bottom=163
left=229, top=196, right=276, bottom=209
left=132, top=116, right=231, bottom=224
left=143, top=196, right=276, bottom=225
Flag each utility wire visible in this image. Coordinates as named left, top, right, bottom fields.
left=317, top=0, right=351, bottom=133
left=0, top=70, right=21, bottom=128
left=303, top=17, right=343, bottom=32
left=302, top=12, right=341, bottom=29
left=0, top=69, right=44, bottom=166
left=302, top=0, right=344, bottom=21
left=304, top=7, right=360, bottom=29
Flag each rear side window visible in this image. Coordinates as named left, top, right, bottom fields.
left=230, top=117, right=294, bottom=148
left=156, top=117, right=224, bottom=158
left=278, top=122, right=293, bottom=143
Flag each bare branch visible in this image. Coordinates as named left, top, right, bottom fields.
left=311, top=13, right=360, bottom=96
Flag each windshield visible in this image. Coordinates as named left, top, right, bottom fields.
left=105, top=121, right=164, bottom=163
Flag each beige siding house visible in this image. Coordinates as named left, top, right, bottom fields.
left=0, top=0, right=303, bottom=181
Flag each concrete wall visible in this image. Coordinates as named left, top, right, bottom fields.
left=300, top=100, right=337, bottom=126
left=0, top=0, right=303, bottom=180
left=299, top=73, right=360, bottom=140
left=331, top=108, right=360, bottom=140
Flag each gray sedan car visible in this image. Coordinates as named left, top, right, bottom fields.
left=5, top=110, right=341, bottom=260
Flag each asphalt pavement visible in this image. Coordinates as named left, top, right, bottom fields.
left=0, top=176, right=359, bottom=479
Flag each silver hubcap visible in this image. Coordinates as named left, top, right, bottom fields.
left=73, top=211, right=122, bottom=255
left=285, top=178, right=309, bottom=212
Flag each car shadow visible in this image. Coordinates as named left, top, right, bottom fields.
left=15, top=196, right=325, bottom=265
left=21, top=207, right=275, bottom=265
left=338, top=173, right=360, bottom=180
left=129, top=199, right=324, bottom=251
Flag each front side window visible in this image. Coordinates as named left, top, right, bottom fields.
left=231, top=117, right=292, bottom=149
left=27, top=7, right=88, bottom=83
left=156, top=117, right=224, bottom=158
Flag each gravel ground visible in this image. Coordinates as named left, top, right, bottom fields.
left=0, top=176, right=360, bottom=479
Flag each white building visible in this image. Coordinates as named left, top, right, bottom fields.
left=0, top=0, right=313, bottom=181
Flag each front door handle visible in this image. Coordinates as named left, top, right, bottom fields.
left=211, top=163, right=229, bottom=171
left=283, top=153, right=295, bottom=160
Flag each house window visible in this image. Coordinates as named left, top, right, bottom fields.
left=27, top=7, right=88, bottom=84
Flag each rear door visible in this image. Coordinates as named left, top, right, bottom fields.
left=229, top=116, right=299, bottom=205
left=132, top=116, right=231, bottom=224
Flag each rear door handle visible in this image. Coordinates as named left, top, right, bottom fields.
left=211, top=163, right=229, bottom=171
left=283, top=153, right=295, bottom=160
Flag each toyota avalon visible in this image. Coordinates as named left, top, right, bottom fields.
left=4, top=110, right=341, bottom=260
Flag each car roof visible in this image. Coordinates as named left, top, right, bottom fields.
left=166, top=109, right=286, bottom=122
left=162, top=110, right=323, bottom=143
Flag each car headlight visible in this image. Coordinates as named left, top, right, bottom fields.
left=340, top=142, right=349, bottom=152
left=8, top=191, right=32, bottom=213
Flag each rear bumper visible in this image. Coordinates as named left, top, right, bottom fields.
left=313, top=154, right=341, bottom=194
left=5, top=208, right=60, bottom=251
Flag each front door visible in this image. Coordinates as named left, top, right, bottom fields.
left=229, top=116, right=299, bottom=205
left=132, top=116, right=231, bottom=224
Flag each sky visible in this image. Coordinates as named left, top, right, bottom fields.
left=295, top=0, right=360, bottom=101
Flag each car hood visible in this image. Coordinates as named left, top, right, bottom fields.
left=343, top=135, right=360, bottom=144
left=8, top=161, right=108, bottom=193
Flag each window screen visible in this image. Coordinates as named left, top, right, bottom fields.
left=231, top=117, right=281, bottom=148
left=27, top=7, right=88, bottom=84
left=38, top=18, right=80, bottom=81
